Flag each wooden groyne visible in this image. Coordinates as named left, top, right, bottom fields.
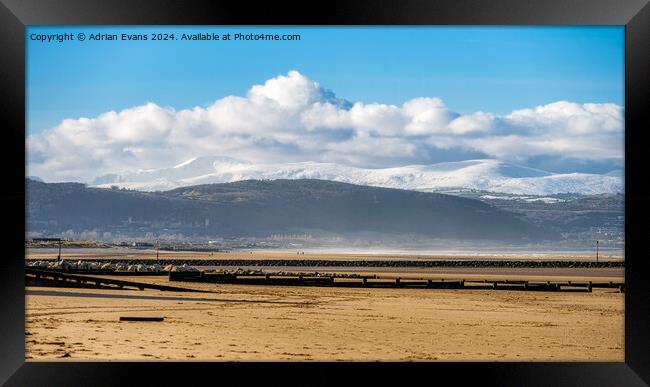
left=168, top=271, right=625, bottom=293
left=25, top=268, right=208, bottom=292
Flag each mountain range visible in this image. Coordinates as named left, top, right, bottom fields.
left=27, top=178, right=558, bottom=242
left=92, top=157, right=623, bottom=196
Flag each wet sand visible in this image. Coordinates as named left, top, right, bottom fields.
left=25, top=248, right=624, bottom=262
left=26, top=278, right=624, bottom=361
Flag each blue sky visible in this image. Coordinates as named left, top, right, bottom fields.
left=27, top=26, right=625, bottom=183
left=27, top=26, right=624, bottom=136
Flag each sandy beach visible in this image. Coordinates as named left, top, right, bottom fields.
left=26, top=276, right=624, bottom=361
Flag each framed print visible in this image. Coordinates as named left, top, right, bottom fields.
left=1, top=0, right=649, bottom=385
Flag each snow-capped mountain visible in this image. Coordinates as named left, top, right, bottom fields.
left=91, top=156, right=623, bottom=195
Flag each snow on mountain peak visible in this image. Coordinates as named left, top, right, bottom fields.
left=92, top=157, right=623, bottom=195
left=173, top=157, right=199, bottom=168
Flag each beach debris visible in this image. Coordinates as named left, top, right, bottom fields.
left=100, top=262, right=115, bottom=270
left=208, top=268, right=265, bottom=276
left=27, top=260, right=49, bottom=269
left=119, top=316, right=164, bottom=322
left=26, top=260, right=173, bottom=273
left=116, top=263, right=129, bottom=271
left=46, top=260, right=73, bottom=271
left=170, top=264, right=199, bottom=272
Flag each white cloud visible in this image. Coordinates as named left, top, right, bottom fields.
left=403, top=97, right=458, bottom=135
left=27, top=70, right=624, bottom=183
left=447, top=112, right=496, bottom=135
left=248, top=70, right=324, bottom=110
left=506, top=101, right=623, bottom=135
left=300, top=102, right=349, bottom=131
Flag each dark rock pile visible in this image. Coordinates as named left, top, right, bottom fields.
left=27, top=258, right=623, bottom=268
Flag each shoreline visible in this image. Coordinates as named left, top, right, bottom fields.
left=25, top=247, right=624, bottom=261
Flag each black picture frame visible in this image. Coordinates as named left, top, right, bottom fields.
left=2, top=0, right=649, bottom=385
